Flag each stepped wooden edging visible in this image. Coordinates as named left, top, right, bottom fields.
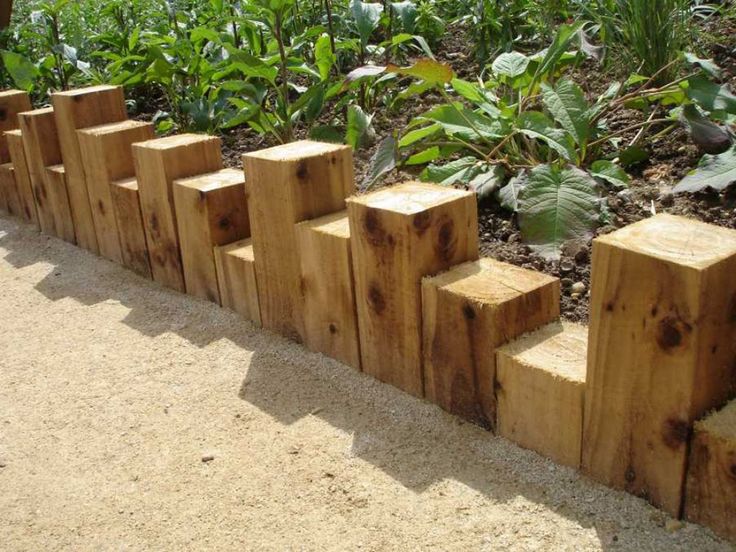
left=1, top=84, right=736, bottom=544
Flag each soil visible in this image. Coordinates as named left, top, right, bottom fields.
left=1, top=215, right=735, bottom=551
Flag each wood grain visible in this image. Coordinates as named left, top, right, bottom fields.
left=214, top=238, right=261, bottom=326
left=110, top=177, right=151, bottom=279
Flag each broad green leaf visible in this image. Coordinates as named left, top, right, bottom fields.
left=681, top=104, right=732, bottom=155
left=687, top=75, right=736, bottom=114
left=391, top=1, right=417, bottom=32
left=674, top=146, right=736, bottom=193
left=310, top=125, right=344, bottom=143
left=1, top=51, right=39, bottom=91
left=518, top=111, right=577, bottom=162
left=542, top=79, right=590, bottom=147
left=386, top=58, right=454, bottom=85
left=421, top=104, right=503, bottom=141
left=517, top=164, right=601, bottom=259
left=364, top=135, right=398, bottom=188
left=228, top=51, right=278, bottom=84
left=684, top=52, right=721, bottom=79
left=399, top=123, right=440, bottom=147
left=590, top=160, right=629, bottom=188
left=498, top=174, right=527, bottom=212
left=532, top=22, right=583, bottom=83
left=421, top=157, right=479, bottom=185
left=346, top=105, right=374, bottom=150
left=351, top=0, right=383, bottom=48
left=470, top=165, right=505, bottom=201
left=491, top=52, right=530, bottom=79
left=314, top=34, right=335, bottom=81
left=341, top=64, right=386, bottom=90
left=405, top=146, right=440, bottom=165
left=618, top=145, right=649, bottom=167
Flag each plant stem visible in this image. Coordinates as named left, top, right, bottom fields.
left=273, top=10, right=292, bottom=142
left=588, top=117, right=672, bottom=149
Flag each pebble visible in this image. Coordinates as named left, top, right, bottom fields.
left=201, top=454, right=215, bottom=463
left=559, top=259, right=574, bottom=273
left=665, top=519, right=684, bottom=533
left=561, top=278, right=574, bottom=290
left=571, top=282, right=586, bottom=294
left=0, top=460, right=6, bottom=468
left=659, top=191, right=675, bottom=207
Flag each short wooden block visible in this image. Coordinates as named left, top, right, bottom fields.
left=173, top=168, right=250, bottom=303
left=243, top=140, right=354, bottom=341
left=110, top=177, right=151, bottom=279
left=0, top=163, right=20, bottom=215
left=582, top=213, right=736, bottom=516
left=496, top=322, right=587, bottom=468
left=0, top=90, right=31, bottom=163
left=18, top=108, right=64, bottom=237
left=685, top=400, right=736, bottom=542
left=43, top=164, right=76, bottom=244
left=77, top=120, right=155, bottom=264
left=422, top=258, right=560, bottom=429
left=132, top=134, right=223, bottom=292
left=52, top=85, right=128, bottom=254
left=214, top=238, right=261, bottom=326
left=5, top=129, right=39, bottom=227
left=347, top=182, right=479, bottom=397
left=296, top=211, right=360, bottom=370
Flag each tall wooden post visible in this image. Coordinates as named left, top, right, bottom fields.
left=51, top=85, right=128, bottom=253
left=132, top=134, right=223, bottom=292
left=5, top=130, right=39, bottom=227
left=582, top=214, right=736, bottom=517
left=243, top=141, right=354, bottom=341
left=214, top=238, right=261, bottom=325
left=0, top=0, right=13, bottom=29
left=0, top=90, right=31, bottom=163
left=43, top=164, right=75, bottom=243
left=110, top=177, right=151, bottom=279
left=77, top=120, right=154, bottom=263
left=347, top=182, right=479, bottom=397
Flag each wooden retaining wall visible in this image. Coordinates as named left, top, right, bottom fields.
left=1, top=86, right=735, bottom=543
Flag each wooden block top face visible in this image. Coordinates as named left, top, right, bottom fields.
left=425, top=258, right=560, bottom=306
left=596, top=214, right=736, bottom=270
left=46, top=164, right=65, bottom=176
left=348, top=182, right=474, bottom=215
left=134, top=133, right=220, bottom=152
left=19, top=106, right=54, bottom=119
left=297, top=210, right=350, bottom=239
left=174, top=168, right=244, bottom=192
left=696, top=400, right=736, bottom=441
left=113, top=177, right=138, bottom=191
left=5, top=129, right=21, bottom=138
left=77, top=119, right=153, bottom=138
left=243, top=140, right=350, bottom=162
left=52, top=84, right=121, bottom=97
left=498, top=322, right=587, bottom=382
left=0, top=89, right=29, bottom=99
left=220, top=238, right=255, bottom=262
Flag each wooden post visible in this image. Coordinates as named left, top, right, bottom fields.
left=0, top=90, right=31, bottom=163
left=0, top=163, right=19, bottom=215
left=347, top=182, right=479, bottom=397
left=5, top=130, right=39, bottom=227
left=422, top=258, right=560, bottom=428
left=51, top=85, right=128, bottom=254
left=77, top=120, right=154, bottom=264
left=0, top=0, right=13, bottom=29
left=214, top=238, right=261, bottom=326
left=43, top=165, right=76, bottom=243
left=496, top=322, right=587, bottom=468
left=582, top=213, right=736, bottom=517
left=243, top=140, right=354, bottom=341
left=17, top=108, right=65, bottom=238
left=132, top=134, right=223, bottom=292
left=296, top=210, right=360, bottom=370
left=110, top=177, right=151, bottom=279
left=173, top=168, right=250, bottom=303
left=685, top=400, right=736, bottom=542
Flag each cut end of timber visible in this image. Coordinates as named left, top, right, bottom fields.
left=695, top=400, right=736, bottom=442
left=4, top=129, right=21, bottom=138
left=46, top=164, right=65, bottom=176
left=134, top=133, right=221, bottom=151
left=77, top=120, right=153, bottom=138
left=347, top=182, right=474, bottom=215
left=174, top=168, right=244, bottom=192
left=296, top=210, right=350, bottom=239
left=0, top=89, right=28, bottom=99
left=51, top=84, right=122, bottom=97
left=113, top=176, right=138, bottom=191
left=243, top=140, right=350, bottom=163
left=219, top=238, right=255, bottom=262
left=596, top=213, right=736, bottom=270
left=18, top=107, right=54, bottom=118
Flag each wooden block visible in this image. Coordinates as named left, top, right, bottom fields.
left=496, top=322, right=587, bottom=467
left=214, top=238, right=261, bottom=326
left=347, top=182, right=479, bottom=397
left=582, top=213, right=736, bottom=516
left=422, top=258, right=560, bottom=429
left=51, top=85, right=128, bottom=253
left=243, top=140, right=354, bottom=341
left=18, top=108, right=64, bottom=237
left=110, top=177, right=151, bottom=279
left=685, top=400, right=736, bottom=542
left=0, top=163, right=20, bottom=216
left=173, top=168, right=250, bottom=303
left=6, top=129, right=39, bottom=227
left=296, top=211, right=360, bottom=370
left=43, top=164, right=76, bottom=243
left=0, top=90, right=31, bottom=163
left=0, top=163, right=6, bottom=213
left=77, top=120, right=154, bottom=263
left=132, top=134, right=223, bottom=291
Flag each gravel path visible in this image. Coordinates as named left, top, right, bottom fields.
left=0, top=214, right=733, bottom=551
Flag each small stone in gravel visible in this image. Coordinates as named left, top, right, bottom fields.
left=561, top=278, right=574, bottom=290
left=559, top=259, right=575, bottom=273
left=665, top=519, right=684, bottom=533
left=201, top=454, right=215, bottom=463
left=0, top=460, right=7, bottom=468
left=571, top=282, right=586, bottom=294
left=659, top=191, right=675, bottom=207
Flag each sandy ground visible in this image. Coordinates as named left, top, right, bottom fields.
left=0, top=214, right=733, bottom=552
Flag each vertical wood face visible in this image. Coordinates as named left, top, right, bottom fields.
left=347, top=182, right=479, bottom=397
left=51, top=85, right=128, bottom=254
left=110, top=178, right=151, bottom=279
left=0, top=163, right=20, bottom=216
left=77, top=120, right=154, bottom=264
left=44, top=165, right=76, bottom=243
left=173, top=168, right=250, bottom=304
left=582, top=214, right=736, bottom=517
left=296, top=211, right=361, bottom=370
left=243, top=140, right=354, bottom=341
left=684, top=401, right=736, bottom=542
left=0, top=90, right=31, bottom=163
left=422, top=258, right=560, bottom=428
left=496, top=322, right=587, bottom=468
left=132, top=134, right=223, bottom=292
left=18, top=108, right=64, bottom=237
left=5, top=130, right=39, bottom=227
left=214, top=238, right=261, bottom=326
